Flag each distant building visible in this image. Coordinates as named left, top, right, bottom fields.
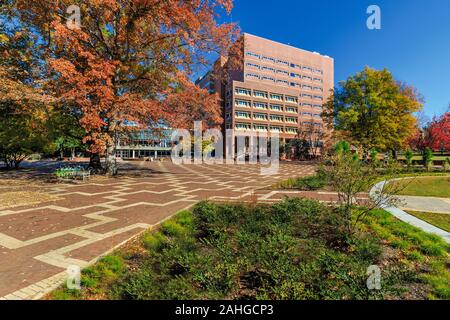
left=115, top=128, right=173, bottom=159
left=196, top=33, right=334, bottom=153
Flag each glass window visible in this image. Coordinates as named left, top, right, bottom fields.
left=285, top=96, right=298, bottom=104
left=253, top=113, right=267, bottom=120
left=269, top=104, right=283, bottom=111
left=235, top=99, right=251, bottom=107
left=235, top=111, right=251, bottom=119
left=270, top=94, right=283, bottom=101
left=246, top=52, right=260, bottom=59
left=235, top=88, right=251, bottom=96
left=254, top=91, right=268, bottom=99
left=246, top=73, right=260, bottom=80
left=254, top=102, right=268, bottom=109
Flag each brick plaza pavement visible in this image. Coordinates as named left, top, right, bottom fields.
left=0, top=161, right=322, bottom=299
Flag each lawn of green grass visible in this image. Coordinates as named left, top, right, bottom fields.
left=50, top=199, right=449, bottom=300
left=406, top=211, right=450, bottom=233
left=398, top=155, right=448, bottom=161
left=392, top=176, right=450, bottom=198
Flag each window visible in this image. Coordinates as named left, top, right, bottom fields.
left=246, top=52, right=260, bottom=59
left=302, top=66, right=312, bottom=72
left=302, top=94, right=313, bottom=99
left=276, top=79, right=289, bottom=86
left=290, top=72, right=300, bottom=78
left=313, top=95, right=323, bottom=101
left=235, top=88, right=251, bottom=96
left=246, top=73, right=260, bottom=80
left=290, top=82, right=300, bottom=88
left=254, top=91, right=268, bottom=99
left=286, top=107, right=297, bottom=113
left=313, top=113, right=321, bottom=118
left=254, top=102, right=268, bottom=110
left=290, top=63, right=301, bottom=69
left=270, top=94, right=283, bottom=101
left=262, top=66, right=276, bottom=73
left=254, top=124, right=268, bottom=132
left=235, top=123, right=252, bottom=131
left=303, top=75, right=312, bottom=81
left=270, top=126, right=283, bottom=133
left=270, top=114, right=283, bottom=122
left=235, top=111, right=251, bottom=119
left=285, top=96, right=298, bottom=104
left=276, top=59, right=289, bottom=66
left=285, top=127, right=298, bottom=134
left=253, top=113, right=267, bottom=120
left=246, top=62, right=260, bottom=69
left=302, top=103, right=312, bottom=107
left=313, top=104, right=323, bottom=109
left=313, top=68, right=323, bottom=74
left=262, top=76, right=275, bottom=82
left=261, top=56, right=275, bottom=63
left=302, top=112, right=313, bottom=117
left=285, top=117, right=297, bottom=123
left=269, top=104, right=282, bottom=111
left=313, top=86, right=323, bottom=92
left=313, top=77, right=323, bottom=83
left=235, top=99, right=251, bottom=108
left=276, top=70, right=289, bottom=76
left=302, top=85, right=312, bottom=91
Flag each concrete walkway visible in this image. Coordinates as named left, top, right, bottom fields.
left=396, top=195, right=450, bottom=214
left=370, top=181, right=450, bottom=244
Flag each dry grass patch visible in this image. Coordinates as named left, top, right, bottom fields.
left=0, top=191, right=61, bottom=209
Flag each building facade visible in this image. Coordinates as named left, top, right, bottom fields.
left=197, top=33, right=334, bottom=152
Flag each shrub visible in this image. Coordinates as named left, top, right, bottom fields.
left=423, top=148, right=434, bottom=170
left=405, top=149, right=414, bottom=169
left=55, top=199, right=450, bottom=300
left=370, top=148, right=379, bottom=163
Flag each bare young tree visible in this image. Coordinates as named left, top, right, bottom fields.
left=320, top=144, right=405, bottom=236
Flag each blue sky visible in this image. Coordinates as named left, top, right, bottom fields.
left=212, top=0, right=450, bottom=118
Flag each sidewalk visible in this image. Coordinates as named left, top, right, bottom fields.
left=396, top=195, right=450, bottom=214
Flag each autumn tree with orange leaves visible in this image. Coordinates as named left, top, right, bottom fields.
left=14, top=0, right=238, bottom=174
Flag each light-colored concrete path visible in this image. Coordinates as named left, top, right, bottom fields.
left=396, top=195, right=450, bottom=214
left=370, top=181, right=450, bottom=244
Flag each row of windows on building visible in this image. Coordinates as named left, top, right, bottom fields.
left=234, top=123, right=322, bottom=133
left=234, top=100, right=323, bottom=111
left=229, top=100, right=323, bottom=113
left=245, top=63, right=324, bottom=83
left=232, top=111, right=320, bottom=122
left=235, top=87, right=323, bottom=102
left=245, top=52, right=324, bottom=75
left=245, top=73, right=323, bottom=89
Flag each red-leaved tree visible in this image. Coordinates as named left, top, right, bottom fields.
left=16, top=0, right=238, bottom=174
left=425, top=110, right=450, bottom=152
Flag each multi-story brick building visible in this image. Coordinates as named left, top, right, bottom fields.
left=196, top=33, right=334, bottom=154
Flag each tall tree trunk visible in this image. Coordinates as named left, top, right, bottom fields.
left=71, top=148, right=75, bottom=159
left=89, top=153, right=103, bottom=173
left=60, top=148, right=64, bottom=160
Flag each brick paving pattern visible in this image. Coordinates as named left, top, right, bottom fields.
left=0, top=162, right=322, bottom=299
